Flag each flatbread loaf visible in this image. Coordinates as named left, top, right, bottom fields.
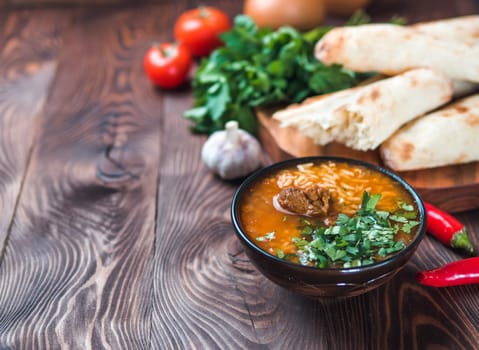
left=412, top=15, right=479, bottom=45
left=380, top=94, right=479, bottom=171
left=273, top=68, right=452, bottom=150
left=413, top=16, right=479, bottom=96
left=315, top=24, right=479, bottom=82
left=313, top=18, right=479, bottom=97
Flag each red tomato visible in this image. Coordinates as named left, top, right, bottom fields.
left=174, top=6, right=231, bottom=57
left=143, top=43, right=192, bottom=89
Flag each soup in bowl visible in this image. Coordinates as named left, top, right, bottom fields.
left=231, top=157, right=426, bottom=297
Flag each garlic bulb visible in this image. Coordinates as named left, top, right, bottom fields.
left=201, top=121, right=262, bottom=179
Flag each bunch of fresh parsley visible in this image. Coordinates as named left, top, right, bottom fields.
left=184, top=13, right=375, bottom=135
left=288, top=192, right=419, bottom=268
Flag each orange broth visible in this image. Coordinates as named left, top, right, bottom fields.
left=239, top=161, right=418, bottom=264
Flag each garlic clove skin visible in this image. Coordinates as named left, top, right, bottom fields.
left=201, top=121, right=262, bottom=180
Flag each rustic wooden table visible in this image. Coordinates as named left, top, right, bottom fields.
left=0, top=0, right=479, bottom=349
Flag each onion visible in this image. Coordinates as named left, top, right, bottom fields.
left=243, top=0, right=325, bottom=31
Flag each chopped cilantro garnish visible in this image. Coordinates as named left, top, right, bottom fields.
left=402, top=220, right=419, bottom=234
left=291, top=192, right=419, bottom=268
left=256, top=231, right=275, bottom=242
left=301, top=226, right=313, bottom=236
left=298, top=218, right=312, bottom=226
left=390, top=215, right=409, bottom=223
left=361, top=192, right=381, bottom=211
left=398, top=201, right=414, bottom=211
left=292, top=237, right=309, bottom=249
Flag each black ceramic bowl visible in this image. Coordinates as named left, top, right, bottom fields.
left=231, top=157, right=426, bottom=298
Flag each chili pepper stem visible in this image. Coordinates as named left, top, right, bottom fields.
left=451, top=228, right=474, bottom=254
left=424, top=201, right=475, bottom=254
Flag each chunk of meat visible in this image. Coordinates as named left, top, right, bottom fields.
left=277, top=185, right=331, bottom=217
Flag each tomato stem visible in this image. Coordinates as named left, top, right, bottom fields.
left=155, top=43, right=176, bottom=58
left=198, top=5, right=210, bottom=18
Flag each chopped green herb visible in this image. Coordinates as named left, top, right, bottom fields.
left=298, top=218, right=312, bottom=226
left=282, top=216, right=288, bottom=222
left=361, top=192, right=381, bottom=211
left=256, top=231, right=275, bottom=242
left=398, top=201, right=414, bottom=212
left=292, top=237, right=309, bottom=250
left=276, top=248, right=285, bottom=259
left=390, top=215, right=409, bottom=223
left=344, top=9, right=371, bottom=26
left=402, top=220, right=420, bottom=234
left=301, top=226, right=313, bottom=236
left=389, top=15, right=408, bottom=25
left=400, top=211, right=418, bottom=219
left=291, top=191, right=419, bottom=268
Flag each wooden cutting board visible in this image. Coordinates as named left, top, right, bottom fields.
left=257, top=109, right=479, bottom=213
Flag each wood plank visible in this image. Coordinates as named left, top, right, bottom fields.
left=0, top=9, right=67, bottom=258
left=0, top=6, right=161, bottom=348
left=151, top=91, right=266, bottom=349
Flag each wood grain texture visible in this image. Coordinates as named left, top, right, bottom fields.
left=0, top=7, right=160, bottom=348
left=0, top=10, right=65, bottom=262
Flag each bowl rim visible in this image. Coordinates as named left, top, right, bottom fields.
left=230, top=156, right=427, bottom=273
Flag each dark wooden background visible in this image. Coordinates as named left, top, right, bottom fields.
left=0, top=1, right=478, bottom=349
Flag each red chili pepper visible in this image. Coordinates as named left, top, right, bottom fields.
left=417, top=257, right=479, bottom=287
left=424, top=201, right=474, bottom=254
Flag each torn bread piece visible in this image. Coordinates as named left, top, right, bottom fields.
left=315, top=24, right=479, bottom=82
left=273, top=88, right=359, bottom=145
left=380, top=94, right=479, bottom=171
left=274, top=69, right=452, bottom=151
